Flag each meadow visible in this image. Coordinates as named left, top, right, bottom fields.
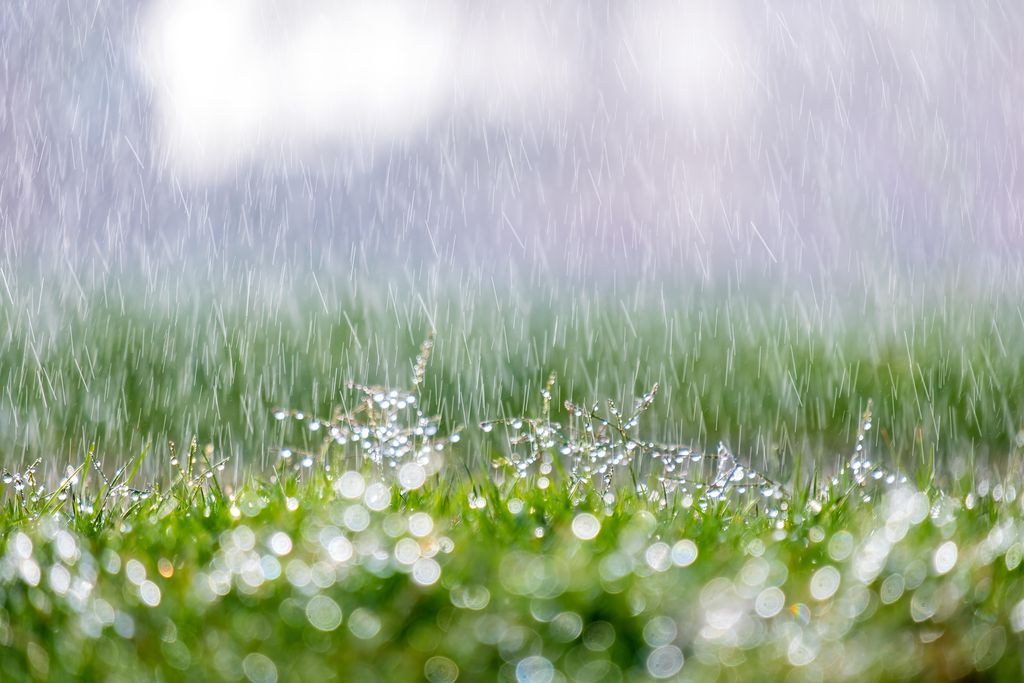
left=1, top=278, right=1024, bottom=681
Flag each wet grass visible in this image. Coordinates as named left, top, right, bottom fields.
left=0, top=426, right=1022, bottom=681
left=1, top=331, right=1023, bottom=681
left=1, top=277, right=1022, bottom=478
left=1, top=275, right=1024, bottom=680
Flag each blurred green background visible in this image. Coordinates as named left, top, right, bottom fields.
left=2, top=269, right=1022, bottom=480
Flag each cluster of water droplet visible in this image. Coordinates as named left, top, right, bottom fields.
left=651, top=442, right=786, bottom=505
left=819, top=401, right=909, bottom=505
left=200, top=488, right=454, bottom=607
left=1, top=459, right=102, bottom=517
left=483, top=381, right=786, bottom=506
left=273, top=337, right=454, bottom=491
left=1, top=458, right=41, bottom=502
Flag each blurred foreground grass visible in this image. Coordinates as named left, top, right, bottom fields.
left=2, top=278, right=1024, bottom=681
left=1, top=442, right=1022, bottom=682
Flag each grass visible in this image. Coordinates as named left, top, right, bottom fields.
left=2, top=273, right=1024, bottom=680
left=2, top=330, right=1024, bottom=682
left=2, top=274, right=1023, bottom=475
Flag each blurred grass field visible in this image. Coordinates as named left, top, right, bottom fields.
left=2, top=269, right=1024, bottom=681
left=1, top=271, right=1022, bottom=482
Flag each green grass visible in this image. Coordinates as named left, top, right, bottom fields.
left=1, top=343, right=1024, bottom=681
left=2, top=275, right=1024, bottom=680
left=2, top=276, right=1023, bottom=476
left=1, top=435, right=1023, bottom=681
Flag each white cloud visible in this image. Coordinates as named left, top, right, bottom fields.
left=139, top=0, right=456, bottom=179
left=138, top=1, right=583, bottom=180
left=620, top=1, right=758, bottom=124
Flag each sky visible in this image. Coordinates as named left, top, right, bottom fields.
left=2, top=1, right=1023, bottom=295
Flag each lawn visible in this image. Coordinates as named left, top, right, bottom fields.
left=2, top=313, right=1024, bottom=681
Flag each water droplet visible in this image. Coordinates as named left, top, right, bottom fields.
left=398, top=462, right=427, bottom=490
left=306, top=595, right=343, bottom=632
left=424, top=656, right=459, bottom=683
left=671, top=539, right=698, bottom=567
left=571, top=513, right=601, bottom=540
left=364, top=482, right=391, bottom=511
left=646, top=645, right=684, bottom=679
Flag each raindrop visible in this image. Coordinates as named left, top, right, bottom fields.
left=412, top=557, right=441, bottom=586
left=306, top=595, right=343, bottom=631
left=424, top=656, right=459, bottom=683
left=571, top=513, right=601, bottom=540
left=755, top=587, right=786, bottom=618
left=398, top=462, right=427, bottom=490
left=242, top=653, right=278, bottom=683
left=646, top=645, right=684, bottom=679
left=515, top=656, right=554, bottom=683
left=933, top=541, right=958, bottom=575
left=809, top=566, right=841, bottom=601
left=671, top=539, right=698, bottom=567
left=364, top=483, right=392, bottom=511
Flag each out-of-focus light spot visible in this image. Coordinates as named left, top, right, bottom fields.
left=423, top=656, right=459, bottom=683
left=550, top=611, right=584, bottom=642
left=572, top=513, right=601, bottom=540
left=408, top=512, right=434, bottom=538
left=394, top=538, right=421, bottom=565
left=933, top=541, right=958, bottom=575
left=643, top=616, right=678, bottom=647
left=139, top=580, right=162, bottom=607
left=125, top=559, right=147, bottom=586
left=828, top=531, right=854, bottom=562
left=880, top=574, right=905, bottom=604
left=412, top=557, right=441, bottom=586
left=671, top=539, right=698, bottom=567
left=398, top=462, right=427, bottom=490
left=364, top=482, right=391, bottom=511
left=646, top=644, right=685, bottom=679
left=755, top=587, right=785, bottom=618
left=242, top=652, right=278, bottom=683
left=515, top=655, right=554, bottom=683
left=1010, top=599, right=1024, bottom=633
left=267, top=532, right=292, bottom=557
left=305, top=595, right=343, bottom=631
left=809, top=565, right=841, bottom=601
left=335, top=471, right=365, bottom=499
left=348, top=607, right=382, bottom=640
left=789, top=602, right=811, bottom=626
left=645, top=542, right=672, bottom=571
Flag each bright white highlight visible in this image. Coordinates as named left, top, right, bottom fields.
left=138, top=1, right=580, bottom=180
left=140, top=0, right=454, bottom=179
left=622, top=0, right=756, bottom=122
